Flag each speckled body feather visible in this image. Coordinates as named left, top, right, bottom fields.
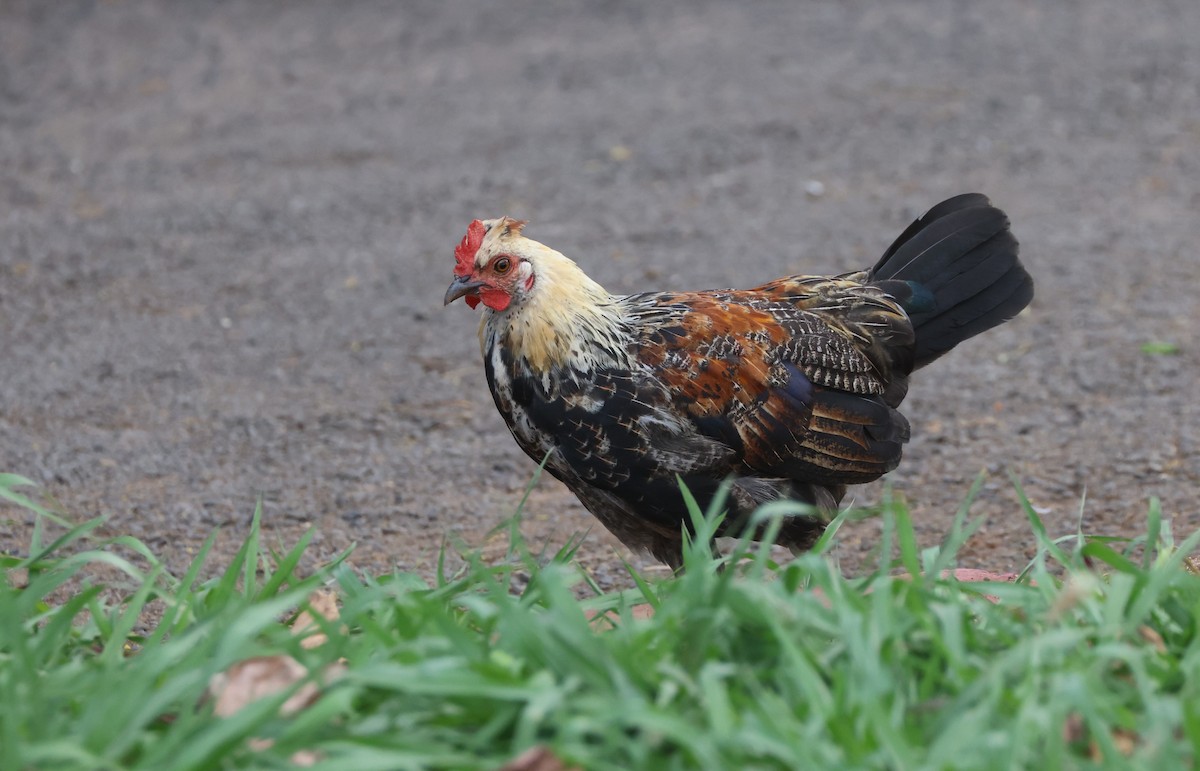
left=448, top=195, right=1034, bottom=569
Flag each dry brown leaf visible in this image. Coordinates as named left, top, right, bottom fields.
left=290, top=587, right=343, bottom=649
left=205, top=588, right=347, bottom=764
left=209, top=654, right=333, bottom=718
left=1137, top=624, right=1167, bottom=653
left=1062, top=713, right=1139, bottom=760
left=6, top=568, right=29, bottom=590
left=1046, top=573, right=1099, bottom=622
left=246, top=736, right=321, bottom=766
left=585, top=604, right=656, bottom=628
left=208, top=589, right=346, bottom=718
left=1062, top=712, right=1085, bottom=745
left=1112, top=727, right=1139, bottom=756
left=288, top=749, right=322, bottom=766
left=498, top=745, right=580, bottom=771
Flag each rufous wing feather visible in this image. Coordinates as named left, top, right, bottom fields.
left=630, top=285, right=910, bottom=488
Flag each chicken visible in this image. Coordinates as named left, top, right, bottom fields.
left=444, top=194, right=1034, bottom=569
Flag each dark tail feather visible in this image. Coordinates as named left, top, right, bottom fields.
left=868, top=194, right=1034, bottom=368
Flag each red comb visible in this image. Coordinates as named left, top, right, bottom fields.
left=454, top=219, right=487, bottom=277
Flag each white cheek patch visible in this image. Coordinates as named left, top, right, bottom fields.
left=518, top=261, right=535, bottom=291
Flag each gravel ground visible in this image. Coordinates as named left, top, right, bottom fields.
left=2, top=0, right=1198, bottom=588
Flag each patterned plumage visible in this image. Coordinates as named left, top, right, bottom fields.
left=444, top=194, right=1034, bottom=569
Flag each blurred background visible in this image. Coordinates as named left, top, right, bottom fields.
left=2, top=0, right=1197, bottom=585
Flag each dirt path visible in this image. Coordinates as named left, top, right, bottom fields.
left=3, top=0, right=1198, bottom=587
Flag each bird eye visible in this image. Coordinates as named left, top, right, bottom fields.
left=493, top=257, right=512, bottom=274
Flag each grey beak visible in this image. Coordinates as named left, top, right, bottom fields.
left=444, top=275, right=486, bottom=305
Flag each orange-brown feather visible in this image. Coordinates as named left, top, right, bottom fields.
left=626, top=283, right=909, bottom=486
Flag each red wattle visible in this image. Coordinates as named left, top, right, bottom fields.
left=481, top=288, right=511, bottom=311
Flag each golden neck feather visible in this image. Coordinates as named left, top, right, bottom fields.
left=480, top=241, right=630, bottom=374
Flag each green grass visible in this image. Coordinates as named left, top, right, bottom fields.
left=2, top=471, right=1199, bottom=770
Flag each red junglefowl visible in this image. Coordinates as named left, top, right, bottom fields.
left=444, top=194, right=1034, bottom=569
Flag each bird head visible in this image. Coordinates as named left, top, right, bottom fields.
left=443, top=216, right=624, bottom=372
left=443, top=217, right=537, bottom=313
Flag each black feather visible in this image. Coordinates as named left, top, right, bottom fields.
left=868, top=194, right=1033, bottom=368
left=874, top=193, right=995, bottom=268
